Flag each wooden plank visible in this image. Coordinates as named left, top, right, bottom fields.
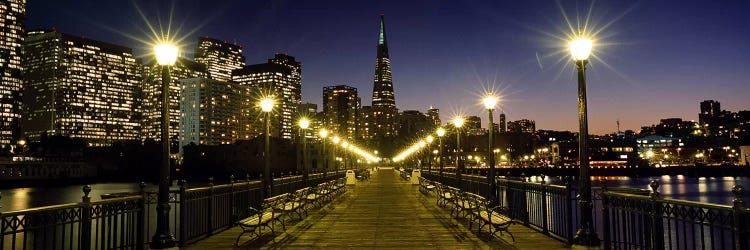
left=184, top=169, right=569, bottom=249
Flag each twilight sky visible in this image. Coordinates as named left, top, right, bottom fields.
left=28, top=0, right=750, bottom=134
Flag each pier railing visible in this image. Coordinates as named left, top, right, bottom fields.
left=422, top=169, right=748, bottom=249
left=0, top=171, right=343, bottom=249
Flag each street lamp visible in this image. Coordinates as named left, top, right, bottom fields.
left=342, top=141, right=349, bottom=170
left=437, top=127, right=446, bottom=181
left=319, top=129, right=329, bottom=172
left=569, top=36, right=600, bottom=247
left=299, top=118, right=310, bottom=186
left=426, top=136, right=434, bottom=171
left=151, top=42, right=178, bottom=249
left=453, top=116, right=465, bottom=188
left=483, top=94, right=498, bottom=203
left=333, top=136, right=341, bottom=174
left=260, top=97, right=274, bottom=197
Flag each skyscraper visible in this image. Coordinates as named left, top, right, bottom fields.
left=0, top=0, right=25, bottom=145
left=699, top=100, right=720, bottom=125
left=194, top=37, right=246, bottom=82
left=179, top=77, right=249, bottom=151
left=142, top=58, right=208, bottom=149
left=323, top=85, right=360, bottom=140
left=370, top=15, right=398, bottom=146
left=427, top=107, right=440, bottom=126
left=498, top=113, right=506, bottom=133
left=508, top=119, right=536, bottom=134
left=232, top=54, right=301, bottom=139
left=22, top=30, right=141, bottom=146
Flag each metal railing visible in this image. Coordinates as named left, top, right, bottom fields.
left=1, top=171, right=343, bottom=249
left=422, top=169, right=747, bottom=249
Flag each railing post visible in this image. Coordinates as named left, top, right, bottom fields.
left=648, top=181, right=663, bottom=250
left=565, top=177, right=574, bottom=246
left=601, top=178, right=610, bottom=250
left=178, top=179, right=187, bottom=245
left=230, top=174, right=236, bottom=222
left=541, top=174, right=549, bottom=235
left=520, top=173, right=529, bottom=226
left=137, top=182, right=146, bottom=250
left=732, top=185, right=747, bottom=250
left=208, top=176, right=214, bottom=236
left=81, top=185, right=92, bottom=250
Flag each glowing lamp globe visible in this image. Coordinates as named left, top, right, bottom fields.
left=426, top=135, right=434, bottom=143
left=483, top=95, right=498, bottom=110
left=569, top=38, right=593, bottom=61
left=260, top=98, right=274, bottom=112
left=154, top=43, right=178, bottom=66
left=436, top=128, right=446, bottom=137
left=319, top=129, right=329, bottom=138
left=299, top=118, right=310, bottom=129
left=453, top=117, right=465, bottom=128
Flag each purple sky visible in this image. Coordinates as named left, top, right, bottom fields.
left=28, top=0, right=750, bottom=134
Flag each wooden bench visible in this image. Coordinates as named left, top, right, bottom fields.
left=278, top=188, right=308, bottom=221
left=467, top=193, right=515, bottom=242
left=234, top=193, right=289, bottom=246
left=435, top=183, right=458, bottom=208
left=418, top=177, right=435, bottom=194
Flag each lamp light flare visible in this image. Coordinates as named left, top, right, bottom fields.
left=453, top=117, right=465, bottom=128
left=483, top=95, right=498, bottom=110
left=569, top=38, right=593, bottom=61
left=426, top=135, right=434, bottom=143
left=332, top=136, right=340, bottom=144
left=154, top=43, right=178, bottom=66
left=260, top=98, right=274, bottom=112
left=436, top=128, right=446, bottom=137
left=299, top=118, right=310, bottom=129
left=319, top=129, right=328, bottom=138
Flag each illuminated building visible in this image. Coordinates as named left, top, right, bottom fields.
left=507, top=119, right=536, bottom=134
left=397, top=110, right=431, bottom=139
left=232, top=54, right=301, bottom=139
left=22, top=30, right=141, bottom=146
left=179, top=78, right=249, bottom=151
left=296, top=103, right=321, bottom=140
left=323, top=85, right=360, bottom=140
left=0, top=0, right=25, bottom=145
left=360, top=106, right=373, bottom=141
left=427, top=107, right=440, bottom=126
left=194, top=37, right=245, bottom=82
left=498, top=113, right=506, bottom=133
left=370, top=15, right=398, bottom=142
left=142, top=58, right=208, bottom=149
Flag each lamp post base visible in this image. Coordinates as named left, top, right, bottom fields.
left=572, top=227, right=601, bottom=249
left=149, top=233, right=178, bottom=249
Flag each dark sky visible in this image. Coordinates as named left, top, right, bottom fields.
left=28, top=0, right=750, bottom=134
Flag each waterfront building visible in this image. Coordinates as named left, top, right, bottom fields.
left=370, top=15, right=398, bottom=144
left=427, top=107, right=440, bottom=127
left=323, top=85, right=360, bottom=140
left=232, top=54, right=301, bottom=139
left=22, top=30, right=140, bottom=146
left=179, top=78, right=249, bottom=151
left=397, top=110, right=431, bottom=139
left=508, top=119, right=536, bottom=134
left=194, top=37, right=246, bottom=82
left=0, top=0, right=25, bottom=145
left=142, top=58, right=208, bottom=149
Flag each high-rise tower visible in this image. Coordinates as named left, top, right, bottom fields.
left=370, top=15, right=398, bottom=151
left=0, top=0, right=25, bottom=145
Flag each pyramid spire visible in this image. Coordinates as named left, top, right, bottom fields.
left=379, top=14, right=387, bottom=46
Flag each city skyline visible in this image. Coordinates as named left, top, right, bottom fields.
left=23, top=0, right=750, bottom=135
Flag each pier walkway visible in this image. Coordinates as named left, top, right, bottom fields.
left=184, top=168, right=567, bottom=249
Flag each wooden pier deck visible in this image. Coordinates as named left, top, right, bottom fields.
left=184, top=168, right=568, bottom=249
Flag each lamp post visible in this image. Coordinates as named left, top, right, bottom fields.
left=437, top=128, right=446, bottom=182
left=319, top=129, right=329, bottom=172
left=426, top=136, right=434, bottom=171
left=333, top=136, right=341, bottom=175
left=299, top=118, right=310, bottom=186
left=570, top=36, right=600, bottom=247
left=483, top=95, right=498, bottom=203
left=260, top=97, right=274, bottom=197
left=453, top=117, right=465, bottom=188
left=342, top=141, right=349, bottom=170
left=151, top=42, right=178, bottom=249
